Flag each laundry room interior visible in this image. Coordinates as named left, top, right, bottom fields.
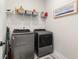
left=0, top=0, right=78, bottom=59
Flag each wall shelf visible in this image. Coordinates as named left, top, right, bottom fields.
left=3, top=9, right=38, bottom=17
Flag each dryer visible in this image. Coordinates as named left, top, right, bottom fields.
left=34, top=29, right=53, bottom=57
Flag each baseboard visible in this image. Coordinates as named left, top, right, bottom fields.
left=35, top=50, right=68, bottom=59
left=50, top=50, right=68, bottom=59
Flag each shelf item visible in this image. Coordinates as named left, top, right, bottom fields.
left=6, top=9, right=14, bottom=14
left=41, top=12, right=48, bottom=18
left=32, top=12, right=38, bottom=16
left=15, top=6, right=25, bottom=15
left=6, top=9, right=11, bottom=12
left=32, top=9, right=38, bottom=16
left=25, top=10, right=32, bottom=16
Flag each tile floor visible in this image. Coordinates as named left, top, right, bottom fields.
left=34, top=53, right=55, bottom=59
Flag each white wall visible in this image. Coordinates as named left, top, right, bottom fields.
left=0, top=0, right=78, bottom=59
left=7, top=0, right=46, bottom=32
left=0, top=0, right=7, bottom=59
left=45, top=0, right=78, bottom=59
left=0, top=0, right=46, bottom=58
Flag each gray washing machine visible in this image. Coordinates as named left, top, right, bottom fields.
left=11, top=29, right=34, bottom=59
